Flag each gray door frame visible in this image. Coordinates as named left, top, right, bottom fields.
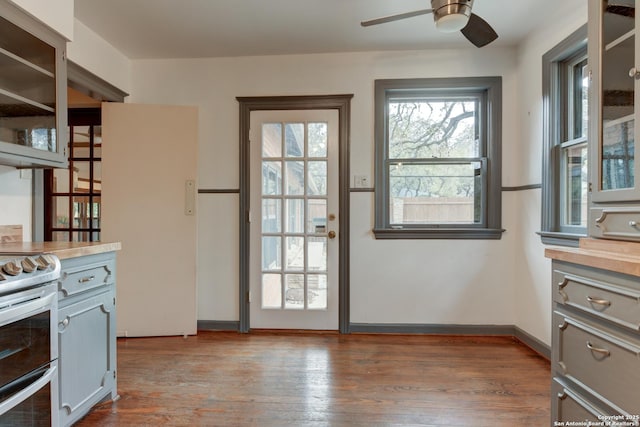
left=236, top=95, right=353, bottom=333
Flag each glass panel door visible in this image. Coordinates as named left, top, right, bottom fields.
left=600, top=0, right=636, bottom=192
left=250, top=110, right=338, bottom=330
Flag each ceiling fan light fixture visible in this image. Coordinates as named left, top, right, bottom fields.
left=435, top=13, right=470, bottom=32
left=431, top=0, right=473, bottom=32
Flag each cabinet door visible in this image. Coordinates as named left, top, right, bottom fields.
left=589, top=0, right=639, bottom=203
left=58, top=289, right=116, bottom=427
left=0, top=2, right=67, bottom=168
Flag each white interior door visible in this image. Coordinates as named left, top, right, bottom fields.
left=102, top=102, right=198, bottom=337
left=250, top=110, right=339, bottom=330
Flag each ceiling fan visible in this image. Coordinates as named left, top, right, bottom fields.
left=361, top=0, right=498, bottom=48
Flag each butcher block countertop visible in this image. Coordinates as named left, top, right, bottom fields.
left=545, top=238, right=640, bottom=277
left=0, top=241, right=121, bottom=260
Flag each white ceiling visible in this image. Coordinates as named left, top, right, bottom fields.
left=74, top=0, right=583, bottom=59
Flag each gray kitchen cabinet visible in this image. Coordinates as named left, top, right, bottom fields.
left=0, top=1, right=67, bottom=168
left=587, top=0, right=640, bottom=241
left=57, top=252, right=117, bottom=427
left=551, top=259, right=640, bottom=424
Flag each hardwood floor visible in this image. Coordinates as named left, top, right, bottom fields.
left=77, top=331, right=550, bottom=426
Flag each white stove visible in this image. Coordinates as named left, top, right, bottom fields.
left=0, top=253, right=61, bottom=295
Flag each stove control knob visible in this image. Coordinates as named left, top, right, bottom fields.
left=2, top=261, right=22, bottom=276
left=35, top=255, right=51, bottom=270
left=21, top=257, right=37, bottom=273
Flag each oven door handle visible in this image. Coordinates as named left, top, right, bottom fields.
left=0, top=364, right=56, bottom=416
left=0, top=291, right=56, bottom=327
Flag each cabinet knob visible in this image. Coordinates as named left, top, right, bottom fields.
left=60, top=318, right=69, bottom=327
left=630, top=67, right=640, bottom=79
left=630, top=220, right=638, bottom=228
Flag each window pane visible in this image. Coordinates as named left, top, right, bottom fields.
left=94, top=161, right=102, bottom=193
left=52, top=196, right=69, bottom=228
left=262, top=161, right=282, bottom=195
left=285, top=123, right=304, bottom=157
left=262, top=123, right=282, bottom=158
left=285, top=199, right=304, bottom=233
left=563, top=143, right=588, bottom=227
left=573, top=61, right=589, bottom=139
left=94, top=126, right=102, bottom=158
left=308, top=274, right=327, bottom=310
left=71, top=126, right=91, bottom=157
left=262, top=199, right=281, bottom=233
left=52, top=231, right=69, bottom=242
left=388, top=100, right=479, bottom=159
left=285, top=161, right=304, bottom=195
left=262, top=236, right=281, bottom=270
left=284, top=274, right=304, bottom=309
left=285, top=236, right=304, bottom=271
left=307, top=237, right=327, bottom=271
left=308, top=199, right=327, bottom=233
left=262, top=273, right=282, bottom=309
left=308, top=122, right=327, bottom=157
left=53, top=169, right=72, bottom=193
left=389, top=162, right=482, bottom=224
left=307, top=161, right=327, bottom=196
left=75, top=161, right=90, bottom=193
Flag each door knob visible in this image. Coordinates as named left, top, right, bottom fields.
left=328, top=230, right=336, bottom=239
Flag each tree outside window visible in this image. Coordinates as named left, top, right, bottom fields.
left=374, top=77, right=503, bottom=239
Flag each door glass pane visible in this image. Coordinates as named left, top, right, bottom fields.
left=94, top=161, right=102, bottom=192
left=308, top=237, right=327, bottom=271
left=308, top=122, right=327, bottom=157
left=285, top=236, right=304, bottom=271
left=52, top=231, right=69, bottom=242
left=51, top=196, right=69, bottom=229
left=53, top=169, right=72, bottom=193
left=262, top=161, right=282, bottom=195
left=285, top=199, right=304, bottom=233
left=262, top=273, right=282, bottom=309
left=307, top=161, right=327, bottom=196
left=284, top=274, right=304, bottom=309
left=262, top=123, right=282, bottom=158
left=285, top=123, right=304, bottom=157
left=308, top=274, right=327, bottom=310
left=94, top=126, right=103, bottom=158
left=262, top=199, right=281, bottom=233
left=601, top=1, right=635, bottom=190
left=262, top=236, right=281, bottom=270
left=285, top=161, right=304, bottom=195
left=92, top=197, right=101, bottom=229
left=75, top=161, right=90, bottom=193
left=71, top=126, right=91, bottom=157
left=308, top=199, right=327, bottom=233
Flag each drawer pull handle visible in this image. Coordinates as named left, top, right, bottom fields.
left=586, top=296, right=611, bottom=307
left=78, top=275, right=95, bottom=284
left=586, top=341, right=610, bottom=357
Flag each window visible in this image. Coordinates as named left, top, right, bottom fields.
left=541, top=25, right=588, bottom=246
left=373, top=77, right=503, bottom=239
left=44, top=108, right=102, bottom=242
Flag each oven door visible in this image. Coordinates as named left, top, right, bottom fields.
left=0, top=283, right=58, bottom=426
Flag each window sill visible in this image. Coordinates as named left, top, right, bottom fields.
left=537, top=231, right=584, bottom=247
left=373, top=228, right=505, bottom=240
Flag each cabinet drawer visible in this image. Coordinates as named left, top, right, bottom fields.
left=590, top=207, right=640, bottom=242
left=58, top=259, right=114, bottom=298
left=552, top=378, right=609, bottom=423
left=553, top=269, right=640, bottom=331
left=553, top=311, right=640, bottom=415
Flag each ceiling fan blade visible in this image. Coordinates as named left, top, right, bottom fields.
left=361, top=9, right=433, bottom=27
left=460, top=13, right=498, bottom=48
left=606, top=5, right=635, bottom=18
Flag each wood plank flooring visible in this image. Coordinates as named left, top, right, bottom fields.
left=77, top=331, right=550, bottom=426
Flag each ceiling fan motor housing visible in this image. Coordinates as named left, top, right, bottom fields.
left=431, top=0, right=473, bottom=32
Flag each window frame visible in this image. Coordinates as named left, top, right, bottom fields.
left=540, top=25, right=588, bottom=247
left=373, top=77, right=503, bottom=239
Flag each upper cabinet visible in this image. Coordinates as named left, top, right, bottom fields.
left=588, top=0, right=640, bottom=241
left=0, top=1, right=67, bottom=168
